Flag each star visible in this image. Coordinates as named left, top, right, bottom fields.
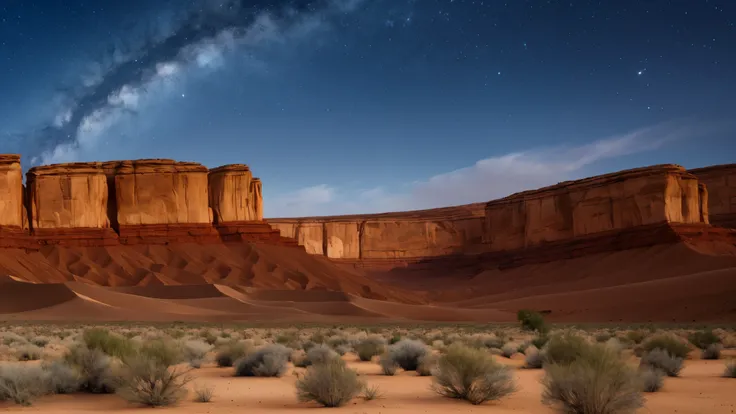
left=637, top=69, right=646, bottom=76
left=181, top=94, right=185, bottom=98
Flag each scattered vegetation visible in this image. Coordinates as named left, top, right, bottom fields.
left=0, top=364, right=48, bottom=406
left=354, top=335, right=386, bottom=362
left=234, top=344, right=290, bottom=377
left=640, top=348, right=684, bottom=377
left=215, top=341, right=248, bottom=368
left=296, top=358, right=363, bottom=407
left=383, top=339, right=428, bottom=372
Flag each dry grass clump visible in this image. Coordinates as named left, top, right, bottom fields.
left=541, top=341, right=643, bottom=414
left=193, top=383, right=214, bottom=402
left=639, top=348, right=684, bottom=377
left=304, top=344, right=339, bottom=366
left=723, top=360, right=736, bottom=378
left=234, top=344, right=291, bottom=377
left=181, top=339, right=213, bottom=368
left=82, top=328, right=135, bottom=359
left=383, top=339, right=429, bottom=372
left=432, top=343, right=516, bottom=405
left=15, top=344, right=42, bottom=361
left=379, top=352, right=398, bottom=375
left=42, top=360, right=82, bottom=394
left=417, top=353, right=438, bottom=376
left=523, top=345, right=544, bottom=369
left=0, top=363, right=48, bottom=406
left=542, top=332, right=589, bottom=365
left=701, top=343, right=722, bottom=360
left=688, top=330, right=721, bottom=350
left=501, top=343, right=517, bottom=358
left=295, top=358, right=364, bottom=407
left=354, top=335, right=386, bottom=361
left=641, top=334, right=690, bottom=359
left=64, top=345, right=118, bottom=394
left=215, top=341, right=249, bottom=368
left=116, top=352, right=192, bottom=407
left=639, top=367, right=664, bottom=392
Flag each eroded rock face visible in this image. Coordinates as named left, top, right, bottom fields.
left=690, top=164, right=736, bottom=228
left=208, top=164, right=263, bottom=223
left=26, top=162, right=110, bottom=229
left=0, top=155, right=24, bottom=228
left=269, top=203, right=487, bottom=260
left=108, top=159, right=211, bottom=226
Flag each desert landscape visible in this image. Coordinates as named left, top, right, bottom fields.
left=0, top=155, right=735, bottom=412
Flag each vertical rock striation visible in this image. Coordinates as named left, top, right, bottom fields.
left=690, top=164, right=736, bottom=228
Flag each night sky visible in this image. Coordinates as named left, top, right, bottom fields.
left=1, top=0, right=734, bottom=217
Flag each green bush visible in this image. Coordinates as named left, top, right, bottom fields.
left=64, top=346, right=118, bottom=394
left=139, top=339, right=184, bottom=367
left=296, top=358, right=364, bottom=407
left=215, top=341, right=248, bottom=368
left=517, top=309, right=548, bottom=333
left=640, top=349, right=683, bottom=377
left=234, top=344, right=290, bottom=377
left=641, top=334, right=690, bottom=359
left=82, top=328, right=135, bottom=359
left=639, top=367, right=664, bottom=392
left=688, top=330, right=721, bottom=350
left=0, top=363, right=49, bottom=406
left=543, top=332, right=589, bottom=365
left=116, top=353, right=191, bottom=407
left=432, top=344, right=516, bottom=405
left=385, top=339, right=428, bottom=371
left=354, top=335, right=386, bottom=362
left=626, top=330, right=647, bottom=344
left=541, top=342, right=643, bottom=413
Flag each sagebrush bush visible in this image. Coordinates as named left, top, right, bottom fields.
left=723, top=360, right=736, bottom=378
left=642, top=334, right=690, bottom=359
left=354, top=335, right=386, bottom=362
left=42, top=360, right=81, bottom=394
left=626, top=330, right=647, bottom=345
left=543, top=332, right=589, bottom=365
left=701, top=344, right=722, bottom=360
left=417, top=353, right=438, bottom=376
left=517, top=309, right=548, bottom=333
left=541, top=342, right=643, bottom=414
left=215, top=341, right=248, bottom=368
left=296, top=358, right=364, bottom=407
left=234, top=344, right=290, bottom=377
left=182, top=339, right=212, bottom=368
left=524, top=345, right=543, bottom=369
left=639, top=367, right=664, bottom=392
left=116, top=353, right=191, bottom=407
left=385, top=339, right=428, bottom=371
left=0, top=363, right=49, bottom=406
left=379, top=353, right=397, bottom=376
left=688, top=330, right=721, bottom=350
left=432, top=344, right=516, bottom=405
left=501, top=343, right=517, bottom=358
left=31, top=336, right=50, bottom=348
left=82, top=328, right=135, bottom=359
left=139, top=339, right=184, bottom=367
left=640, top=348, right=684, bottom=377
left=16, top=344, right=42, bottom=361
left=304, top=344, right=339, bottom=366
left=64, top=345, right=118, bottom=394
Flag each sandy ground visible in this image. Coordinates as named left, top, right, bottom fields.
left=3, top=354, right=734, bottom=413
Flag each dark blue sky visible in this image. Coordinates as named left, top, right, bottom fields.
left=1, top=0, right=734, bottom=216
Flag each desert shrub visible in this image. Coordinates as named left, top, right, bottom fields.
left=291, top=350, right=309, bottom=368
left=42, top=360, right=82, bottom=394
left=31, top=336, right=50, bottom=348
left=595, top=332, right=612, bottom=343
left=532, top=335, right=549, bottom=349
left=138, top=339, right=184, bottom=367
left=193, top=383, right=214, bottom=402
left=517, top=309, right=548, bottom=333
left=389, top=333, right=402, bottom=345
left=1, top=332, right=27, bottom=346
left=640, top=349, right=683, bottom=377
left=182, top=339, right=212, bottom=368
left=361, top=384, right=382, bottom=400
left=688, top=330, right=721, bottom=350
left=639, top=367, right=664, bottom=392
left=0, top=363, right=49, bottom=406
left=296, top=358, right=363, bottom=407
left=541, top=342, right=643, bottom=413
left=379, top=353, right=398, bottom=376
left=480, top=335, right=505, bottom=350
left=501, top=343, right=517, bottom=358
left=16, top=344, right=42, bottom=361
left=304, top=344, right=339, bottom=366
left=524, top=346, right=544, bottom=369
left=335, top=344, right=351, bottom=356
left=215, top=341, right=248, bottom=368
left=200, top=330, right=218, bottom=346
left=432, top=344, right=516, bottom=405
left=626, top=330, right=647, bottom=345
left=116, top=353, right=191, bottom=407
left=64, top=346, right=118, bottom=394
left=82, top=328, right=135, bottom=359
left=641, top=334, right=690, bottom=359
left=417, top=353, right=438, bottom=376
left=355, top=336, right=386, bottom=361
left=385, top=339, right=428, bottom=371
left=702, top=344, right=722, bottom=360
left=234, top=344, right=290, bottom=377
left=724, top=360, right=736, bottom=378
left=543, top=332, right=589, bottom=365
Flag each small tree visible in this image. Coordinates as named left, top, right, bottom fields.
left=517, top=309, right=548, bottom=334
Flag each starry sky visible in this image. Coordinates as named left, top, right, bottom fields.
left=1, top=0, right=734, bottom=217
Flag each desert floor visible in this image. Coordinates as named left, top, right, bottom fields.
left=2, top=351, right=734, bottom=414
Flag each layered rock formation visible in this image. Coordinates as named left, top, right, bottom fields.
left=690, top=164, right=736, bottom=228
left=0, top=155, right=290, bottom=248
left=270, top=165, right=712, bottom=265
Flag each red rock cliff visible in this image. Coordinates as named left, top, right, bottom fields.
left=690, top=164, right=736, bottom=228
left=0, top=155, right=24, bottom=228
left=208, top=164, right=263, bottom=223
left=269, top=164, right=710, bottom=263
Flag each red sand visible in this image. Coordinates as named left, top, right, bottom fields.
left=1, top=239, right=735, bottom=323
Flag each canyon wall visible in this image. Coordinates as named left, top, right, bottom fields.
left=0, top=155, right=291, bottom=248
left=690, top=164, right=736, bottom=228
left=269, top=164, right=712, bottom=262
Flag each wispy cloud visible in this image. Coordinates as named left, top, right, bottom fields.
left=264, top=122, right=703, bottom=217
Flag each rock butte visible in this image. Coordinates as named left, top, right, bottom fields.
left=0, top=155, right=295, bottom=249
left=269, top=164, right=736, bottom=268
